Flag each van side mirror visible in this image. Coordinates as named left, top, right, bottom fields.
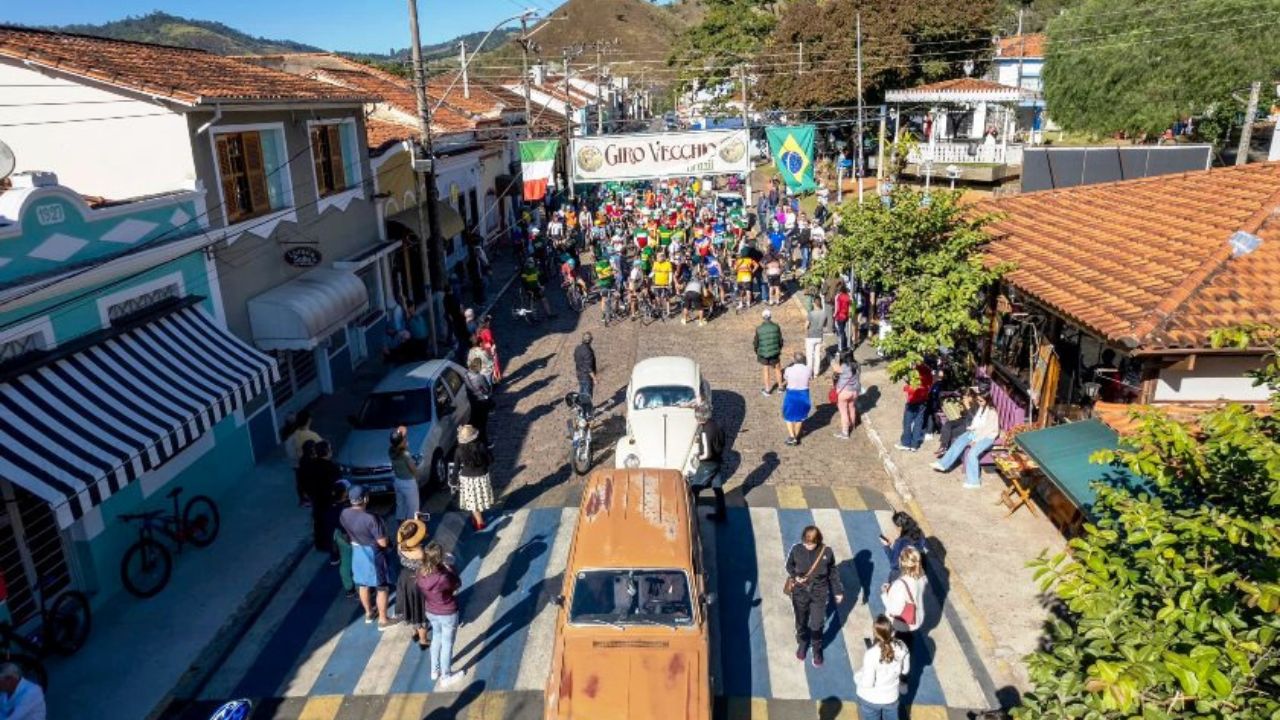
left=553, top=594, right=566, bottom=607
left=700, top=592, right=716, bottom=606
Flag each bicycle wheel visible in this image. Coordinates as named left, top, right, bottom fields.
left=121, top=538, right=172, bottom=598
left=183, top=495, right=221, bottom=547
left=44, top=590, right=92, bottom=655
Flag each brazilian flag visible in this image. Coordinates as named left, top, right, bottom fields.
left=767, top=125, right=817, bottom=192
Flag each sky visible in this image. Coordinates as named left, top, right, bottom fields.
left=1, top=0, right=555, bottom=53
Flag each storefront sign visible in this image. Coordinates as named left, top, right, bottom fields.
left=570, top=129, right=751, bottom=183
left=283, top=246, right=322, bottom=268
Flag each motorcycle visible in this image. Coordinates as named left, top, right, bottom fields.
left=564, top=391, right=594, bottom=475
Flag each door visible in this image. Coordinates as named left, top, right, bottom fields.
left=0, top=480, right=73, bottom=629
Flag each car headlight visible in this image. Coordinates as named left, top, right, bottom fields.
left=624, top=454, right=641, bottom=469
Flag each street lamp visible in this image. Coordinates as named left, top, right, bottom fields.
left=432, top=9, right=538, bottom=113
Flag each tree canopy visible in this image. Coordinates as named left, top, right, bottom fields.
left=810, top=187, right=1005, bottom=382
left=1017, top=324, right=1280, bottom=717
left=666, top=0, right=777, bottom=96
left=1042, top=0, right=1280, bottom=137
left=750, top=0, right=998, bottom=109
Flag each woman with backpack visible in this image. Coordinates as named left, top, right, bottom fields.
left=855, top=614, right=911, bottom=719
left=880, top=546, right=927, bottom=636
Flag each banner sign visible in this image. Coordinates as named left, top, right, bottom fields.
left=570, top=129, right=750, bottom=183
left=519, top=139, right=560, bottom=201
left=767, top=125, right=817, bottom=192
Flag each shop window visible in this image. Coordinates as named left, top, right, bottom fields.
left=309, top=122, right=360, bottom=198
left=214, top=128, right=290, bottom=224
left=270, top=349, right=319, bottom=410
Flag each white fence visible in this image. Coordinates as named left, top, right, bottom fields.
left=908, top=142, right=1024, bottom=166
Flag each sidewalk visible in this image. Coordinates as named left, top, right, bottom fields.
left=852, top=341, right=1065, bottom=694
left=45, top=255, right=521, bottom=720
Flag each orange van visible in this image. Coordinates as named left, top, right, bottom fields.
left=544, top=468, right=713, bottom=719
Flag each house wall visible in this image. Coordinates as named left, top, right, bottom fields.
left=0, top=63, right=196, bottom=199
left=994, top=59, right=1043, bottom=92
left=186, top=108, right=381, bottom=340
left=1154, top=355, right=1270, bottom=403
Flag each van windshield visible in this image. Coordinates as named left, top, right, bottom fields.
left=632, top=385, right=696, bottom=411
left=569, top=569, right=693, bottom=626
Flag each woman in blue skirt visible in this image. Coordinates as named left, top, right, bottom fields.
left=782, top=351, right=812, bottom=445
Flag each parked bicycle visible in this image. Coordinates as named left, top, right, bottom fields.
left=0, top=576, right=92, bottom=688
left=119, top=486, right=220, bottom=598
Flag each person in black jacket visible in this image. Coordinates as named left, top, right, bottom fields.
left=687, top=403, right=726, bottom=522
left=573, top=332, right=597, bottom=400
left=786, top=525, right=845, bottom=667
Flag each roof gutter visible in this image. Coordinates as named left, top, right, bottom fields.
left=195, top=104, right=223, bottom=135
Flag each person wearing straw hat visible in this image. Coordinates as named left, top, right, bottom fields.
left=396, top=517, right=431, bottom=651
left=455, top=424, right=494, bottom=531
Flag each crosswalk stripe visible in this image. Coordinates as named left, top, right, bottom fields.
left=698, top=511, right=724, bottom=698
left=200, top=552, right=327, bottom=699
left=379, top=692, right=429, bottom=720
left=298, top=694, right=344, bottom=720
left=716, top=508, right=771, bottom=698
left=775, top=486, right=806, bottom=509
left=725, top=696, right=769, bottom=719
left=873, top=512, right=988, bottom=709
left=514, top=507, right=577, bottom=690
left=474, top=508, right=567, bottom=690
left=449, top=508, right=534, bottom=684
left=811, top=508, right=870, bottom=675
left=749, top=507, right=810, bottom=699
left=281, top=582, right=363, bottom=697
left=832, top=487, right=866, bottom=510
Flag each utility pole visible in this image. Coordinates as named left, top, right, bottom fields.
left=855, top=11, right=864, bottom=204
left=563, top=48, right=577, bottom=200
left=519, top=15, right=533, bottom=138
left=1236, top=80, right=1262, bottom=166
left=459, top=41, right=470, bottom=98
left=595, top=42, right=605, bottom=135
left=406, top=0, right=441, bottom=354
left=739, top=63, right=752, bottom=206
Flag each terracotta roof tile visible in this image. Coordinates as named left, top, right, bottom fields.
left=996, top=33, right=1045, bottom=59
left=366, top=117, right=413, bottom=152
left=311, top=68, right=475, bottom=134
left=913, top=77, right=1022, bottom=94
left=982, top=162, right=1280, bottom=351
left=0, top=26, right=372, bottom=105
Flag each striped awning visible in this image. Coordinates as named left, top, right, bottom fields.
left=0, top=305, right=278, bottom=528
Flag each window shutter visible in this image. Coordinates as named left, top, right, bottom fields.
left=215, top=136, right=241, bottom=223
left=326, top=125, right=347, bottom=192
left=310, top=127, right=328, bottom=195
left=242, top=131, right=271, bottom=213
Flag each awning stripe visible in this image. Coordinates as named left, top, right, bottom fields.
left=0, top=305, right=277, bottom=528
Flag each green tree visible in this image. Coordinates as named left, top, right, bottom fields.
left=810, top=186, right=1005, bottom=382
left=1042, top=0, right=1280, bottom=138
left=751, top=0, right=998, bottom=109
left=667, top=0, right=777, bottom=98
left=1017, top=325, right=1280, bottom=718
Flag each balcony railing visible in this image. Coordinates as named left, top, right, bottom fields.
left=908, top=142, right=1024, bottom=166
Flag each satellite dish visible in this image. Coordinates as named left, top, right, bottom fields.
left=0, top=140, right=14, bottom=181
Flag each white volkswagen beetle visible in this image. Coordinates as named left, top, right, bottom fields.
left=615, top=356, right=712, bottom=472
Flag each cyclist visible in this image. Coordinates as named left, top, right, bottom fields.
left=734, top=252, right=759, bottom=309
left=560, top=253, right=588, bottom=299
left=649, top=250, right=675, bottom=318
left=681, top=269, right=706, bottom=326
left=704, top=253, right=725, bottom=307
left=626, top=262, right=647, bottom=320
left=519, top=258, right=553, bottom=318
left=594, top=255, right=618, bottom=319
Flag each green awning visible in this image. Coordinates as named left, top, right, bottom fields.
left=1014, top=419, right=1147, bottom=515
left=386, top=201, right=465, bottom=240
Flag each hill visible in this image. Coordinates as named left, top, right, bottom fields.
left=475, top=0, right=701, bottom=76
left=50, top=12, right=323, bottom=55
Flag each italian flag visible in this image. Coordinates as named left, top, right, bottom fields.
left=519, top=140, right=559, bottom=201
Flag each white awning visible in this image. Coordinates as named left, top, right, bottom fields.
left=247, top=267, right=369, bottom=351
left=0, top=305, right=277, bottom=528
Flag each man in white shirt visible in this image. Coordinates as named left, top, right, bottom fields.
left=0, top=663, right=45, bottom=720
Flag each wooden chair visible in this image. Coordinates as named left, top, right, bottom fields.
left=994, top=453, right=1041, bottom=518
